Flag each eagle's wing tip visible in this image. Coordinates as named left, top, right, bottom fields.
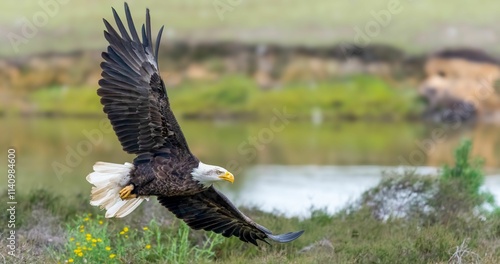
left=267, top=230, right=304, bottom=243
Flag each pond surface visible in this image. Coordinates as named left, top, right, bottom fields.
left=2, top=117, right=500, bottom=217
left=224, top=165, right=500, bottom=217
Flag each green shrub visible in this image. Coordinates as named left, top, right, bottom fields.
left=358, top=139, right=497, bottom=225
left=440, top=139, right=495, bottom=208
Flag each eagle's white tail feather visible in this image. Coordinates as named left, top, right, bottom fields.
left=106, top=198, right=144, bottom=218
left=86, top=162, right=149, bottom=218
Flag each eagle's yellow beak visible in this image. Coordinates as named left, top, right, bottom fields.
left=219, top=171, right=234, bottom=183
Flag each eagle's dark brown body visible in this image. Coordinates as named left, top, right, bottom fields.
left=89, top=2, right=304, bottom=246
left=131, top=155, right=202, bottom=197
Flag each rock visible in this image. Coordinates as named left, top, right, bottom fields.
left=298, top=238, right=334, bottom=254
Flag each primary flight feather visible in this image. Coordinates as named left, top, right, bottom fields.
left=87, top=2, right=304, bottom=246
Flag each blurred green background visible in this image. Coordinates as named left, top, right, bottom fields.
left=2, top=0, right=500, bottom=56
left=3, top=2, right=500, bottom=263
left=2, top=0, right=500, bottom=207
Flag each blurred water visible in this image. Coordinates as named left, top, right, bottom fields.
left=2, top=117, right=500, bottom=216
left=221, top=165, right=500, bottom=217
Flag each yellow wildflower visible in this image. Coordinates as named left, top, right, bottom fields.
left=145, top=244, right=151, bottom=249
left=123, top=227, right=129, bottom=232
left=99, top=220, right=103, bottom=225
left=79, top=225, right=84, bottom=229
left=92, top=239, right=97, bottom=243
left=97, top=238, right=103, bottom=243
left=92, top=243, right=97, bottom=247
left=125, top=235, right=129, bottom=239
left=119, top=231, right=125, bottom=235
left=109, top=254, right=116, bottom=259
left=76, top=242, right=80, bottom=246
left=68, top=259, right=74, bottom=263
left=77, top=252, right=83, bottom=257
left=105, top=246, right=111, bottom=251
left=79, top=229, right=84, bottom=233
left=83, top=217, right=89, bottom=222
left=143, top=227, right=149, bottom=231
left=69, top=237, right=75, bottom=242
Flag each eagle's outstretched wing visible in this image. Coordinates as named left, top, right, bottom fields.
left=158, top=186, right=304, bottom=246
left=98, top=3, right=190, bottom=157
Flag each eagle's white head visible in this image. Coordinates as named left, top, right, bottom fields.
left=191, top=162, right=234, bottom=186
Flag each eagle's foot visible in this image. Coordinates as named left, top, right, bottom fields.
left=119, top=184, right=136, bottom=200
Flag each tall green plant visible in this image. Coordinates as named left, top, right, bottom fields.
left=440, top=139, right=495, bottom=209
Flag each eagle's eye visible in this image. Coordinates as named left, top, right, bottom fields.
left=215, top=169, right=223, bottom=175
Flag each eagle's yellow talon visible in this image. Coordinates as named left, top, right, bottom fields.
left=119, top=184, right=135, bottom=200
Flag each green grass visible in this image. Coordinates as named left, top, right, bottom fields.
left=29, top=86, right=102, bottom=116
left=52, top=214, right=223, bottom=263
left=3, top=0, right=500, bottom=56
left=27, top=75, right=422, bottom=120
left=1, top=140, right=499, bottom=263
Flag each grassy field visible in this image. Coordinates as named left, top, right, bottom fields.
left=1, top=140, right=499, bottom=263
left=25, top=75, right=423, bottom=121
left=2, top=0, right=500, bottom=57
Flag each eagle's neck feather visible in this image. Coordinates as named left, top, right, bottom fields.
left=191, top=162, right=216, bottom=186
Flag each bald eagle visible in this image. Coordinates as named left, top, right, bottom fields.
left=86, top=3, right=303, bottom=246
